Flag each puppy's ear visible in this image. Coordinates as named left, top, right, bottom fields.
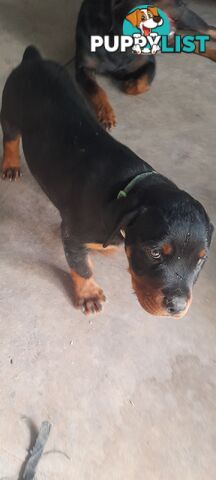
left=148, top=7, right=159, bottom=17
left=103, top=196, right=139, bottom=247
left=126, top=9, right=142, bottom=27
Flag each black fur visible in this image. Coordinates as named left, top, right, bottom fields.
left=1, top=48, right=213, bottom=315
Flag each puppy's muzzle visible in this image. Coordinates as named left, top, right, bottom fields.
left=164, top=295, right=188, bottom=315
left=130, top=270, right=192, bottom=318
left=162, top=288, right=192, bottom=318
left=153, top=16, right=162, bottom=24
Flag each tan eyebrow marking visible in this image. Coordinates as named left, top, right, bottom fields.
left=198, top=249, right=206, bottom=259
left=162, top=243, right=173, bottom=255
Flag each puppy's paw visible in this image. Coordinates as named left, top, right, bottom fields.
left=89, top=89, right=116, bottom=130
left=72, top=277, right=106, bottom=315
left=1, top=166, right=22, bottom=181
left=75, top=288, right=106, bottom=315
left=96, top=102, right=116, bottom=131
left=123, top=76, right=150, bottom=95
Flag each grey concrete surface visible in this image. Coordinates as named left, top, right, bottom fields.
left=0, top=1, right=216, bottom=479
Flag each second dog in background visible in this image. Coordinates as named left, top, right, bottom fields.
left=76, top=0, right=216, bottom=129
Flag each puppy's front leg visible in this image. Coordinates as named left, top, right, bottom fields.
left=61, top=222, right=106, bottom=315
left=76, top=65, right=116, bottom=130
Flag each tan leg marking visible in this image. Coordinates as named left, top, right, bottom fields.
left=194, top=42, right=216, bottom=62
left=207, top=28, right=216, bottom=41
left=86, top=243, right=119, bottom=255
left=1, top=136, right=21, bottom=181
left=176, top=29, right=216, bottom=62
left=70, top=270, right=106, bottom=315
left=88, top=87, right=116, bottom=130
left=123, top=74, right=151, bottom=96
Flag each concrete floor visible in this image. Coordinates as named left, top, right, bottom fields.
left=0, top=1, right=216, bottom=478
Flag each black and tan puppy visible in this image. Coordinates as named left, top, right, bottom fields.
left=76, top=0, right=216, bottom=129
left=1, top=47, right=213, bottom=317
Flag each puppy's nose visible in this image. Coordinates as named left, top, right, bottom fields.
left=154, top=16, right=161, bottom=23
left=164, top=296, right=188, bottom=315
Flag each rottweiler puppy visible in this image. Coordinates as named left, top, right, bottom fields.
left=75, top=0, right=216, bottom=129
left=1, top=47, right=214, bottom=317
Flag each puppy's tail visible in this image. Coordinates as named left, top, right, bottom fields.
left=22, top=45, right=42, bottom=63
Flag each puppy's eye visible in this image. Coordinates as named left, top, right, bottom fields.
left=150, top=249, right=161, bottom=260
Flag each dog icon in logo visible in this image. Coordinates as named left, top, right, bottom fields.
left=126, top=6, right=164, bottom=54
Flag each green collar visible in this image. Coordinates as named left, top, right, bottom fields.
left=117, top=170, right=157, bottom=200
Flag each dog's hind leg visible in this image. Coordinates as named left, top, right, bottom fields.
left=1, top=119, right=21, bottom=181
left=122, top=58, right=156, bottom=96
left=194, top=42, right=216, bottom=63
left=76, top=64, right=116, bottom=130
left=175, top=6, right=216, bottom=40
left=1, top=71, right=22, bottom=181
left=176, top=30, right=216, bottom=63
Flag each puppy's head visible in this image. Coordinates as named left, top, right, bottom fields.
left=126, top=7, right=163, bottom=33
left=105, top=189, right=213, bottom=318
